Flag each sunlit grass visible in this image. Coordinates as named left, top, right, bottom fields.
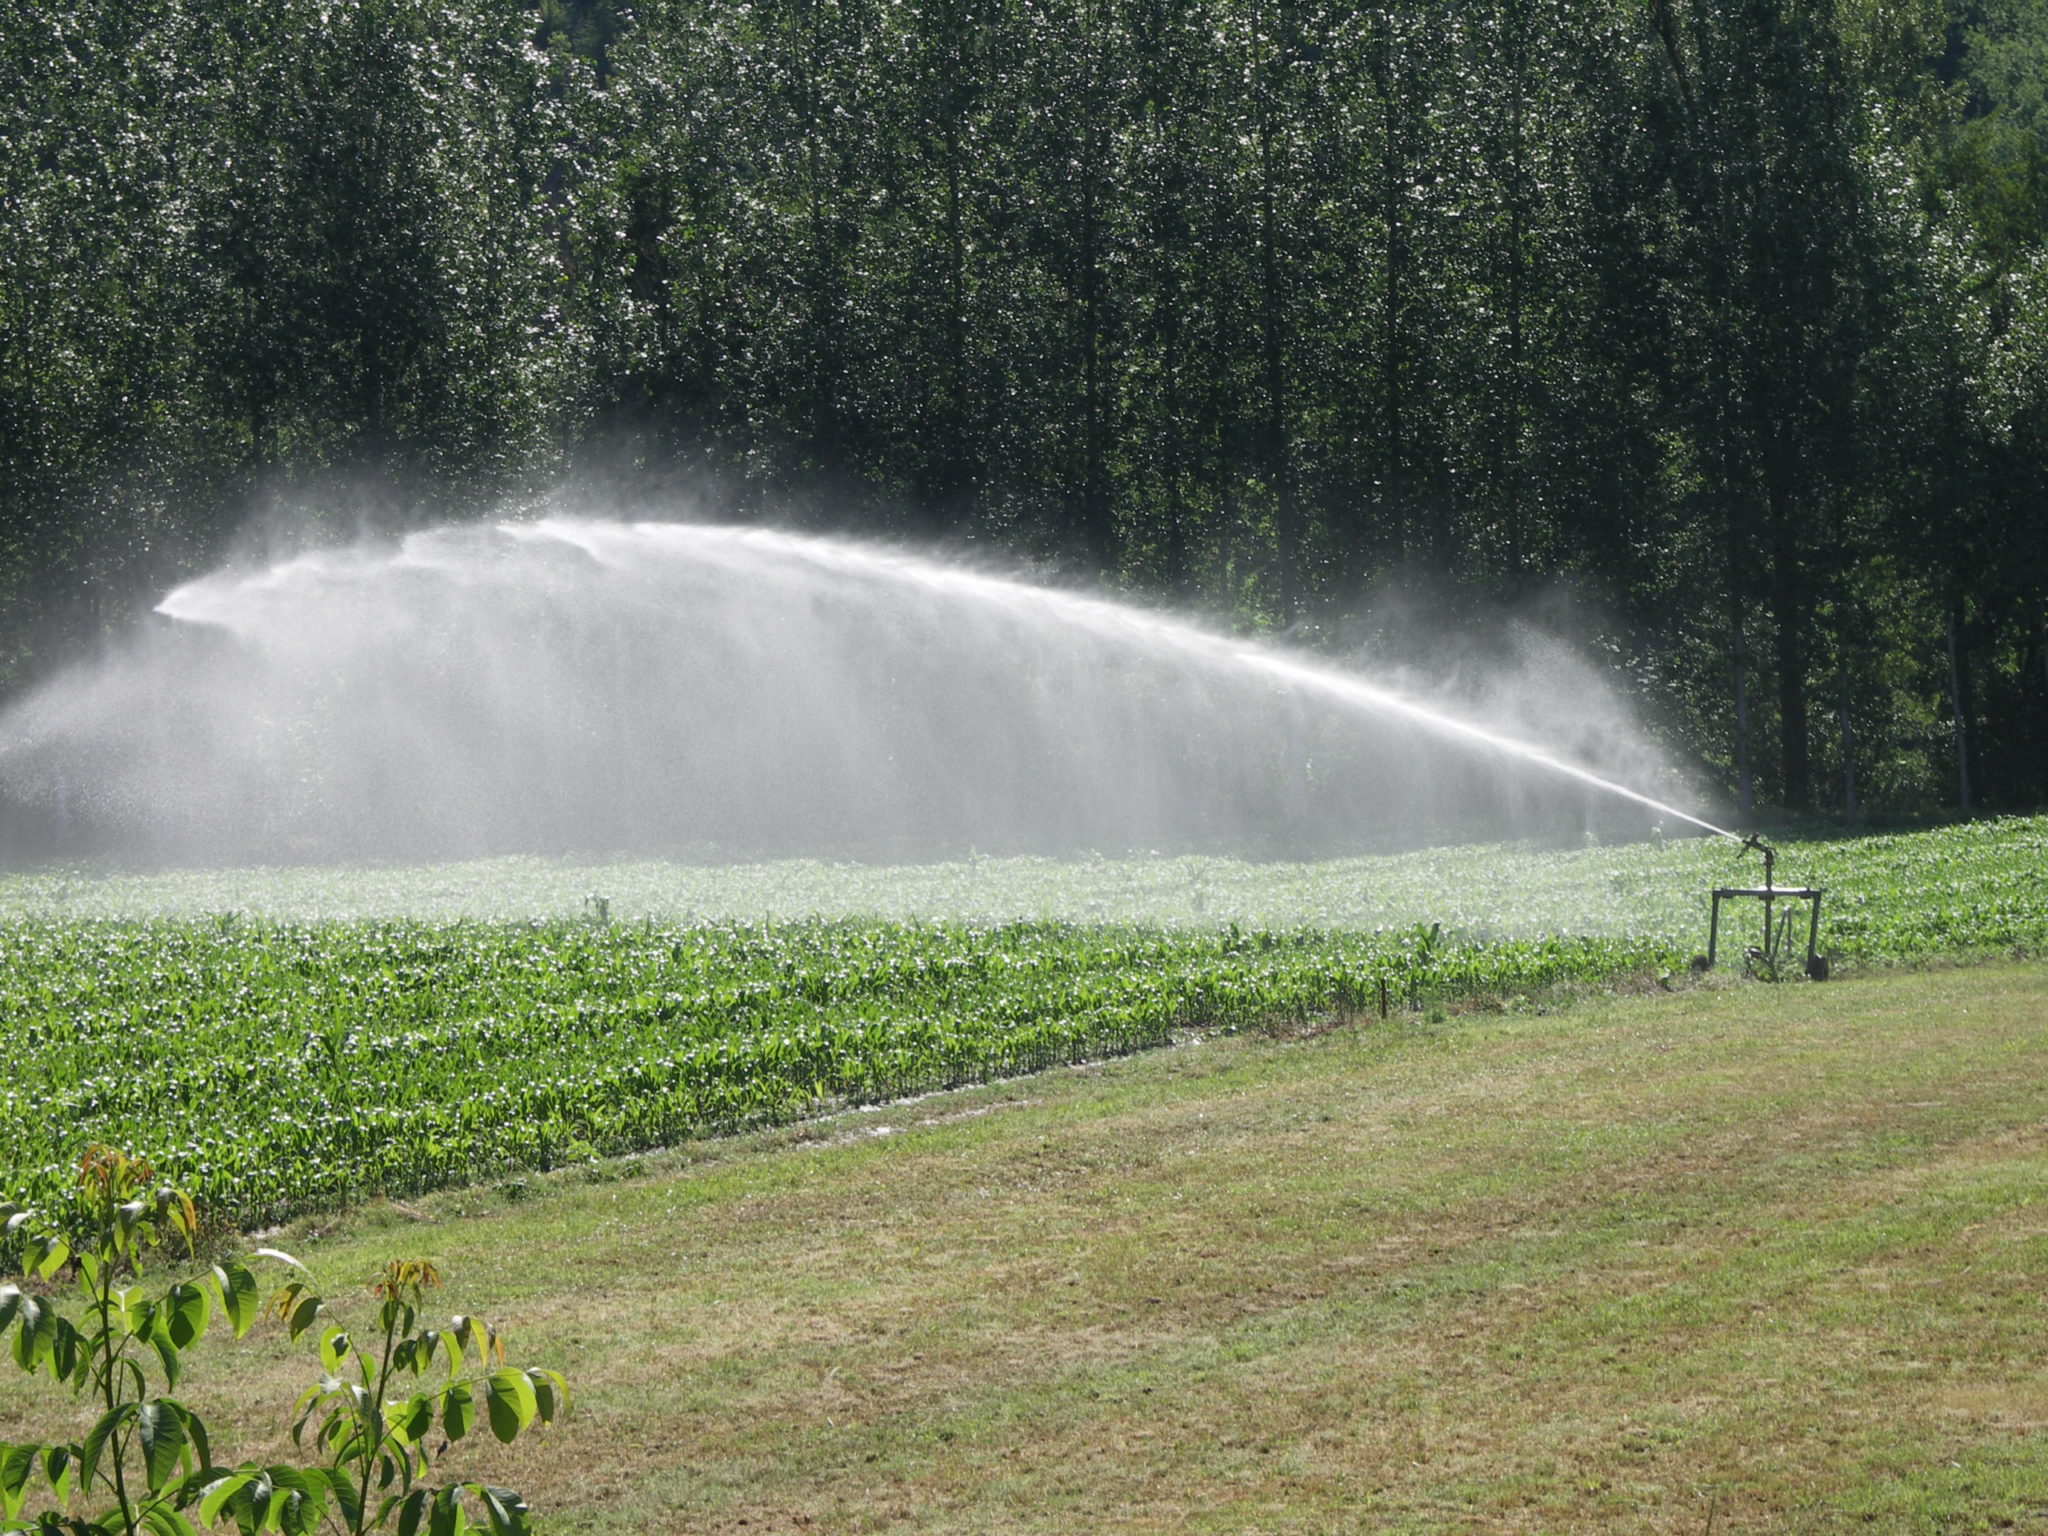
left=9, top=963, right=2045, bottom=1532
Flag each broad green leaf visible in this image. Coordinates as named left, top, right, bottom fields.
left=441, top=1383, right=475, bottom=1443
left=49, top=1318, right=84, bottom=1386
left=287, top=1294, right=322, bottom=1341
left=197, top=1471, right=252, bottom=1527
left=0, top=1442, right=35, bottom=1520
left=395, top=1488, right=429, bottom=1536
left=24, top=1235, right=67, bottom=1281
left=526, top=1370, right=569, bottom=1424
left=395, top=1395, right=434, bottom=1444
left=151, top=1328, right=182, bottom=1392
left=79, top=1402, right=134, bottom=1493
left=40, top=1444, right=71, bottom=1507
left=329, top=1469, right=365, bottom=1531
left=164, top=1284, right=209, bottom=1349
left=181, top=1406, right=213, bottom=1475
left=212, top=1265, right=259, bottom=1338
left=115, top=1288, right=150, bottom=1337
left=137, top=1400, right=188, bottom=1492
left=9, top=1296, right=46, bottom=1372
left=318, top=1328, right=352, bottom=1374
left=478, top=1485, right=531, bottom=1536
left=0, top=1287, right=20, bottom=1335
left=142, top=1503, right=201, bottom=1536
left=484, top=1370, right=537, bottom=1444
left=244, top=1469, right=276, bottom=1535
left=428, top=1485, right=466, bottom=1536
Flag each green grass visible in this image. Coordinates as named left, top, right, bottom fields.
left=4, top=817, right=2046, bottom=1228
left=9, top=962, right=2048, bottom=1533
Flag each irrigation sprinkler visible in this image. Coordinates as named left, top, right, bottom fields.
left=1705, top=833, right=1827, bottom=980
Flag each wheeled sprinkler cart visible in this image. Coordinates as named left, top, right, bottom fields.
left=1706, top=834, right=1827, bottom=980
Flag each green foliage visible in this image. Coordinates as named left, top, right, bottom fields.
left=0, top=821, right=2044, bottom=1230
left=3, top=0, right=2048, bottom=812
left=0, top=1154, right=560, bottom=1536
left=0, top=914, right=1675, bottom=1228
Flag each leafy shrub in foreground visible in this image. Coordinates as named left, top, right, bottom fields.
left=0, top=1149, right=562, bottom=1536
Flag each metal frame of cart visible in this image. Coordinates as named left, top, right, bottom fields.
left=1706, top=835, right=1827, bottom=981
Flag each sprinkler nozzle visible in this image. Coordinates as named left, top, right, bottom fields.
left=1739, top=832, right=1776, bottom=889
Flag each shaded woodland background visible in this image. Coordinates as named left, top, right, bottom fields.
left=4, top=0, right=2047, bottom=821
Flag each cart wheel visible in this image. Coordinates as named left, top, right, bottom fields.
left=1805, top=954, right=1830, bottom=982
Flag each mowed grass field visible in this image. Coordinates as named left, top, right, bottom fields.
left=10, top=961, right=2048, bottom=1533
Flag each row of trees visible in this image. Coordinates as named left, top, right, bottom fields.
left=5, top=0, right=2047, bottom=817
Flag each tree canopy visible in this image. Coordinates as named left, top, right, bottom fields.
left=4, top=0, right=2046, bottom=818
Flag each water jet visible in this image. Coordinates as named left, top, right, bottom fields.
left=0, top=516, right=1721, bottom=867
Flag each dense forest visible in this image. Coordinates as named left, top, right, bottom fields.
left=3, top=0, right=2046, bottom=820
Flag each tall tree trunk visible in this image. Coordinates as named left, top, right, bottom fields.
left=1947, top=609, right=1972, bottom=812
left=1767, top=476, right=1809, bottom=810
left=939, top=96, right=969, bottom=524
left=1731, top=606, right=1754, bottom=814
left=1838, top=665, right=1857, bottom=823
left=1079, top=145, right=1110, bottom=569
left=1161, top=277, right=1188, bottom=593
left=1379, top=21, right=1406, bottom=565
left=1257, top=78, right=1296, bottom=625
left=1502, top=0, right=1529, bottom=574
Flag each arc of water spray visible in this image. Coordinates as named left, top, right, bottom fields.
left=503, top=519, right=1741, bottom=844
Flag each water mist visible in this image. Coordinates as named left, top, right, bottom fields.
left=0, top=516, right=1721, bottom=865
